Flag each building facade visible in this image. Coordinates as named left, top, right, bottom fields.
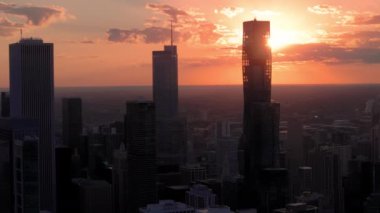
left=0, top=118, right=39, bottom=213
left=10, top=38, right=55, bottom=212
left=239, top=19, right=284, bottom=211
left=125, top=101, right=157, bottom=212
left=153, top=44, right=186, bottom=166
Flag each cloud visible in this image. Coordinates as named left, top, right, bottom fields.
left=351, top=14, right=380, bottom=25
left=0, top=17, right=23, bottom=36
left=275, top=43, right=380, bottom=64
left=146, top=3, right=189, bottom=22
left=308, top=4, right=380, bottom=26
left=107, top=27, right=172, bottom=43
left=182, top=56, right=240, bottom=69
left=0, top=2, right=72, bottom=36
left=216, top=7, right=244, bottom=18
left=107, top=3, right=222, bottom=45
left=325, top=31, right=380, bottom=48
left=251, top=10, right=281, bottom=19
left=308, top=4, right=340, bottom=15
left=0, top=2, right=72, bottom=26
left=80, top=40, right=95, bottom=44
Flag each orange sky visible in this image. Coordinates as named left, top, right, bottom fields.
left=0, top=0, right=380, bottom=87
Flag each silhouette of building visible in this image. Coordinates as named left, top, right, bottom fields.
left=9, top=38, right=55, bottom=212
left=153, top=30, right=186, bottom=167
left=0, top=118, right=39, bottom=213
left=55, top=146, right=72, bottom=213
left=62, top=98, right=83, bottom=152
left=79, top=125, right=123, bottom=179
left=186, top=184, right=216, bottom=209
left=298, top=167, right=312, bottom=194
left=0, top=122, right=12, bottom=213
left=308, top=146, right=344, bottom=213
left=287, top=119, right=304, bottom=198
left=180, top=164, right=208, bottom=184
left=215, top=120, right=241, bottom=178
left=1, top=92, right=10, bottom=117
left=364, top=193, right=380, bottom=213
left=261, top=168, right=289, bottom=211
left=239, top=19, right=285, bottom=211
left=139, top=200, right=195, bottom=213
left=273, top=203, right=318, bottom=213
left=72, top=179, right=112, bottom=213
left=125, top=101, right=157, bottom=212
left=153, top=45, right=178, bottom=121
left=112, top=143, right=127, bottom=213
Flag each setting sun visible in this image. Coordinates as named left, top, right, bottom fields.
left=268, top=29, right=317, bottom=50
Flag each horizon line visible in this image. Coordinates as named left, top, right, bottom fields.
left=13, top=82, right=380, bottom=89
left=0, top=83, right=380, bottom=90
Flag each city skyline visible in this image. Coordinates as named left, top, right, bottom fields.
left=0, top=1, right=379, bottom=87
left=1, top=1, right=380, bottom=213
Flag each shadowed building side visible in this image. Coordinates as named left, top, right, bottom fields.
left=153, top=42, right=186, bottom=168
left=125, top=101, right=157, bottom=212
left=9, top=38, right=56, bottom=212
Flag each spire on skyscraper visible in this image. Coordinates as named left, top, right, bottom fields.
left=171, top=20, right=174, bottom=46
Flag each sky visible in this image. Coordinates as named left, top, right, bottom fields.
left=1, top=0, right=380, bottom=87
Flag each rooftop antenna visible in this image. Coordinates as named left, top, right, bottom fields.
left=170, top=20, right=173, bottom=46
left=20, top=28, right=23, bottom=40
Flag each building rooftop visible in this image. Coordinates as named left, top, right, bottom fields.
left=19, top=38, right=44, bottom=44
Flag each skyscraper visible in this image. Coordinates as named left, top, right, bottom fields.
left=125, top=101, right=157, bottom=212
left=152, top=26, right=186, bottom=167
left=14, top=134, right=40, bottom=213
left=0, top=118, right=39, bottom=213
left=62, top=98, right=83, bottom=152
left=240, top=19, right=283, bottom=211
left=153, top=44, right=178, bottom=120
left=9, top=38, right=55, bottom=212
left=242, top=20, right=272, bottom=103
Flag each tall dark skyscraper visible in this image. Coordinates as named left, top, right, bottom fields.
left=62, top=98, right=83, bottom=152
left=9, top=38, right=56, bottom=212
left=242, top=20, right=272, bottom=103
left=124, top=101, right=157, bottom=212
left=153, top=45, right=178, bottom=120
left=153, top=29, right=185, bottom=166
left=240, top=19, right=284, bottom=211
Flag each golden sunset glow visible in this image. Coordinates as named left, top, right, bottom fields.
left=268, top=30, right=318, bottom=50
left=0, top=0, right=379, bottom=86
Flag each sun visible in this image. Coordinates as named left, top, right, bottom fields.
left=268, top=29, right=317, bottom=50
left=268, top=32, right=296, bottom=50
left=268, top=36, right=289, bottom=50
